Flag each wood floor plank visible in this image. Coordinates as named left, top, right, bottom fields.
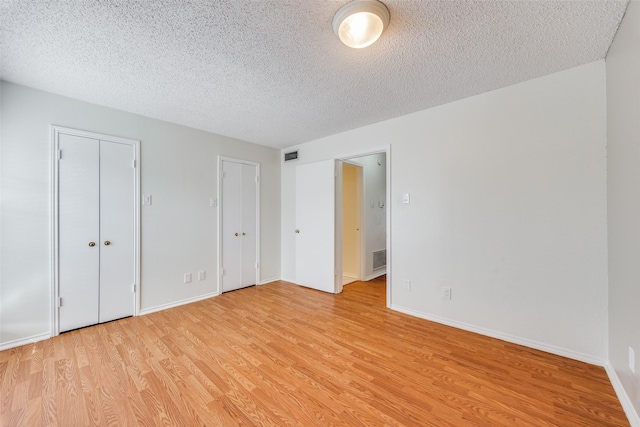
left=0, top=276, right=630, bottom=426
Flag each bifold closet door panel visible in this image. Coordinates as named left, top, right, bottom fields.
left=58, top=134, right=100, bottom=332
left=221, top=160, right=243, bottom=292
left=241, top=163, right=257, bottom=287
left=99, top=140, right=135, bottom=323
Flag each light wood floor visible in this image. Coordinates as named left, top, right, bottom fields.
left=1, top=277, right=629, bottom=426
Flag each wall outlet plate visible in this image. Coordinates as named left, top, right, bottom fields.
left=442, top=287, right=452, bottom=300
left=403, top=280, right=411, bottom=291
left=184, top=273, right=192, bottom=284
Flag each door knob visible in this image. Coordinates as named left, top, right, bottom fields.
left=89, top=242, right=96, bottom=247
left=242, top=232, right=246, bottom=236
left=104, top=241, right=111, bottom=246
left=235, top=232, right=239, bottom=236
left=295, top=229, right=300, bottom=234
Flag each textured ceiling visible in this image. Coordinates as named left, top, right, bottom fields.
left=0, top=1, right=629, bottom=149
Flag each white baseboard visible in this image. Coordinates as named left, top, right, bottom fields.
left=365, top=269, right=386, bottom=281
left=139, top=291, right=219, bottom=316
left=280, top=276, right=296, bottom=284
left=259, top=276, right=280, bottom=285
left=390, top=304, right=606, bottom=366
left=0, top=332, right=51, bottom=351
left=604, top=362, right=640, bottom=427
left=343, top=275, right=357, bottom=286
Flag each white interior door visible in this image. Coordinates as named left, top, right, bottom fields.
left=221, top=159, right=258, bottom=292
left=241, top=163, right=257, bottom=287
left=295, top=160, right=339, bottom=293
left=56, top=128, right=139, bottom=334
left=58, top=134, right=101, bottom=332
left=99, top=140, right=135, bottom=323
left=222, top=160, right=243, bottom=291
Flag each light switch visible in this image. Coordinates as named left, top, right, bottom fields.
left=143, top=194, right=152, bottom=205
left=198, top=270, right=206, bottom=281
left=210, top=197, right=217, bottom=207
left=402, top=193, right=410, bottom=204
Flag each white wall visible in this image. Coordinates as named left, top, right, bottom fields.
left=341, top=163, right=359, bottom=279
left=281, top=61, right=608, bottom=362
left=351, top=153, right=387, bottom=279
left=606, top=0, right=640, bottom=421
left=0, top=81, right=281, bottom=349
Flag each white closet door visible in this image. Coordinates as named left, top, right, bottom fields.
left=58, top=134, right=100, bottom=332
left=221, top=160, right=243, bottom=292
left=295, top=160, right=338, bottom=293
left=99, top=140, right=135, bottom=323
left=221, top=159, right=258, bottom=292
left=241, top=163, right=257, bottom=287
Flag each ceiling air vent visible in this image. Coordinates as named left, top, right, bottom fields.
left=284, top=151, right=298, bottom=162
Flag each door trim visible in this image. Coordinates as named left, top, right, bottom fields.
left=217, top=156, right=261, bottom=293
left=51, top=125, right=141, bottom=336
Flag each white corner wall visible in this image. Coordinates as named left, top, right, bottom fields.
left=606, top=0, right=640, bottom=422
left=0, top=81, right=281, bottom=349
left=281, top=61, right=608, bottom=362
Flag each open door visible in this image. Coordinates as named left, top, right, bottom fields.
left=295, top=160, right=341, bottom=293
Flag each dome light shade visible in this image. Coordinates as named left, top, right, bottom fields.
left=332, top=0, right=390, bottom=49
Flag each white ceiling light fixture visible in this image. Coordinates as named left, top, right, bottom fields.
left=332, top=0, right=390, bottom=49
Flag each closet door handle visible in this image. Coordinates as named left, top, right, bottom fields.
left=104, top=241, right=111, bottom=246
left=88, top=242, right=96, bottom=247
left=235, top=233, right=239, bottom=237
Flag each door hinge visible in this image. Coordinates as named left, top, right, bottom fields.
left=57, top=297, right=62, bottom=308
left=132, top=159, right=136, bottom=168
left=221, top=171, right=225, bottom=179
left=255, top=262, right=259, bottom=269
left=132, top=284, right=136, bottom=293
left=220, top=268, right=224, bottom=276
left=57, top=149, right=62, bottom=160
left=255, top=175, right=259, bottom=183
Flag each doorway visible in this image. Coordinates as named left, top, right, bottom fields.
left=339, top=153, right=387, bottom=288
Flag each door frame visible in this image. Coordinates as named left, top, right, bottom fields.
left=217, top=156, right=261, bottom=293
left=51, top=125, right=141, bottom=336
left=335, top=146, right=391, bottom=307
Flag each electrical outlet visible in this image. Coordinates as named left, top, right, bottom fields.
left=630, top=346, right=636, bottom=373
left=184, top=273, right=192, bottom=284
left=198, top=270, right=206, bottom=281
left=442, top=287, right=451, bottom=300
left=403, top=280, right=411, bottom=291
